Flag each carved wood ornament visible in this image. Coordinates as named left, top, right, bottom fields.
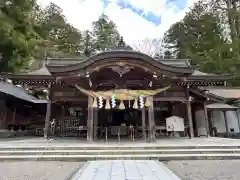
left=110, top=61, right=134, bottom=77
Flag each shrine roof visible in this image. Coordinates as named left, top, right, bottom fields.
left=0, top=81, right=47, bottom=103
left=206, top=87, right=240, bottom=99
left=206, top=103, right=239, bottom=110
left=26, top=66, right=51, bottom=76
left=5, top=50, right=232, bottom=81
left=45, top=50, right=194, bottom=75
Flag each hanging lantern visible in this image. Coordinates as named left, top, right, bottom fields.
left=105, top=99, right=111, bottom=109
left=92, top=98, right=98, bottom=108
left=111, top=95, right=116, bottom=108
left=139, top=95, right=144, bottom=108
left=133, top=99, right=138, bottom=109
left=98, top=96, right=103, bottom=108
left=119, top=100, right=125, bottom=110
left=145, top=97, right=151, bottom=107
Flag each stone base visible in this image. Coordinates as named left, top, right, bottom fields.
left=0, top=130, right=28, bottom=138
left=0, top=129, right=13, bottom=138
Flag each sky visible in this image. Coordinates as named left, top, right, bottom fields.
left=38, top=0, right=197, bottom=53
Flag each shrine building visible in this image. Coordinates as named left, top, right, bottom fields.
left=0, top=50, right=238, bottom=141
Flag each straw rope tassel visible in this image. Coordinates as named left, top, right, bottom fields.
left=119, top=100, right=125, bottom=110
left=145, top=97, right=151, bottom=107
left=105, top=99, right=111, bottom=109
left=133, top=99, right=138, bottom=109
left=92, top=98, right=98, bottom=108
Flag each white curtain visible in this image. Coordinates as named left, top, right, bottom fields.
left=212, top=110, right=240, bottom=133
left=226, top=111, right=240, bottom=133
left=195, top=110, right=207, bottom=136
left=212, top=111, right=226, bottom=133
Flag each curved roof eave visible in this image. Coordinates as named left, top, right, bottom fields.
left=188, top=74, right=233, bottom=80
left=46, top=50, right=194, bottom=74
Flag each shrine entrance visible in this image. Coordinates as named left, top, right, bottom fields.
left=97, top=106, right=143, bottom=141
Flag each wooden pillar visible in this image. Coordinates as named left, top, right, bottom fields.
left=185, top=88, right=194, bottom=138
left=141, top=108, right=147, bottom=141
left=60, top=105, right=65, bottom=135
left=203, top=101, right=209, bottom=137
left=44, top=84, right=52, bottom=139
left=61, top=105, right=65, bottom=117
left=0, top=101, right=6, bottom=129
left=11, top=107, right=16, bottom=125
left=87, top=96, right=94, bottom=142
left=223, top=110, right=229, bottom=137
left=93, top=108, right=98, bottom=140
left=186, top=101, right=194, bottom=138
left=148, top=96, right=155, bottom=142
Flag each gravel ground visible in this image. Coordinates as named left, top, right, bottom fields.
left=0, top=161, right=84, bottom=180
left=1, top=160, right=240, bottom=180
left=166, top=160, right=240, bottom=180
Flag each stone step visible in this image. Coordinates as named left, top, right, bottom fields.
left=0, top=153, right=240, bottom=161
left=1, top=145, right=240, bottom=151
left=0, top=148, right=240, bottom=155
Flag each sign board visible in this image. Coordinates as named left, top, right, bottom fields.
left=166, top=116, right=184, bottom=132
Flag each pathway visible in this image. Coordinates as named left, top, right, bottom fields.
left=70, top=160, right=181, bottom=180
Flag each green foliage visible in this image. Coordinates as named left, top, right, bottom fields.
left=91, top=14, right=130, bottom=52
left=0, top=0, right=41, bottom=72
left=163, top=0, right=240, bottom=79
left=34, top=3, right=84, bottom=58
left=92, top=15, right=121, bottom=51
left=0, top=1, right=129, bottom=72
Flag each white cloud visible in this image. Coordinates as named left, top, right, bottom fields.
left=38, top=0, right=198, bottom=53
left=38, top=0, right=103, bottom=30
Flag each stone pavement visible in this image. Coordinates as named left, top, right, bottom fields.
left=2, top=137, right=240, bottom=147
left=70, top=160, right=181, bottom=180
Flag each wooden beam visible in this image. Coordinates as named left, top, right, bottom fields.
left=154, top=97, right=187, bottom=102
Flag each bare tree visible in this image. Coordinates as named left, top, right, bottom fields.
left=131, top=38, right=164, bottom=57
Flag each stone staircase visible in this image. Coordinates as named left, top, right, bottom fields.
left=1, top=144, right=240, bottom=161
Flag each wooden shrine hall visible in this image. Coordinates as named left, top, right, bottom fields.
left=3, top=50, right=232, bottom=142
